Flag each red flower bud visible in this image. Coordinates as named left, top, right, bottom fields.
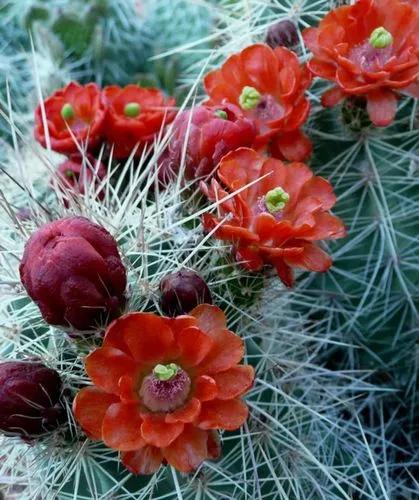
left=159, top=269, right=212, bottom=316
left=0, top=361, right=64, bottom=438
left=158, top=104, right=256, bottom=185
left=265, top=20, right=299, bottom=49
left=19, top=217, right=127, bottom=331
left=53, top=154, right=107, bottom=206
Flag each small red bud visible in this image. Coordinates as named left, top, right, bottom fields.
left=159, top=269, right=212, bottom=316
left=265, top=20, right=299, bottom=50
left=0, top=361, right=64, bottom=439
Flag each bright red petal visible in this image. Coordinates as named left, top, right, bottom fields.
left=165, top=398, right=201, bottom=424
left=124, top=313, right=175, bottom=364
left=141, top=416, right=184, bottom=447
left=198, top=399, right=249, bottom=430
left=272, top=130, right=313, bottom=162
left=321, top=86, right=347, bottom=107
left=176, top=326, right=214, bottom=367
left=194, top=375, right=218, bottom=401
left=163, top=425, right=209, bottom=473
left=198, top=329, right=244, bottom=375
left=85, top=346, right=137, bottom=395
left=102, top=402, right=144, bottom=451
left=189, top=304, right=227, bottom=335
left=122, top=446, right=163, bottom=475
left=366, top=89, right=398, bottom=126
left=73, top=387, right=118, bottom=440
left=212, top=365, right=255, bottom=400
left=207, top=430, right=221, bottom=460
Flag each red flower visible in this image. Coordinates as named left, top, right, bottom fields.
left=201, top=148, right=346, bottom=287
left=34, top=82, right=106, bottom=154
left=159, top=104, right=256, bottom=184
left=54, top=154, right=107, bottom=206
left=303, top=0, right=419, bottom=126
left=19, top=217, right=127, bottom=331
left=73, top=305, right=254, bottom=474
left=203, top=44, right=312, bottom=162
left=104, top=85, right=176, bottom=159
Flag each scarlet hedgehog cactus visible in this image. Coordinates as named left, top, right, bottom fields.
left=19, top=216, right=127, bottom=331
left=303, top=0, right=419, bottom=126
left=201, top=148, right=346, bottom=286
left=104, top=84, right=176, bottom=159
left=54, top=154, right=107, bottom=205
left=159, top=104, right=256, bottom=183
left=204, top=44, right=312, bottom=161
left=0, top=361, right=64, bottom=439
left=73, top=305, right=254, bottom=474
left=34, top=82, right=106, bottom=154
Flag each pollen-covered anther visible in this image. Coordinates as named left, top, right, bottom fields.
left=239, top=86, right=262, bottom=110
left=139, top=364, right=191, bottom=412
left=265, top=186, right=290, bottom=213
left=60, top=103, right=75, bottom=121
left=369, top=26, right=393, bottom=49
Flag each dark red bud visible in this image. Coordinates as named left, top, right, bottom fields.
left=265, top=20, right=299, bottom=50
left=19, top=216, right=127, bottom=331
left=159, top=269, right=212, bottom=316
left=0, top=361, right=64, bottom=439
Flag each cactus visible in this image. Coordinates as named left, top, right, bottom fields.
left=0, top=0, right=418, bottom=498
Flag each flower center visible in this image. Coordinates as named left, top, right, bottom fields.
left=139, top=364, right=191, bottom=412
left=265, top=187, right=289, bottom=214
left=369, top=27, right=393, bottom=49
left=239, top=86, right=262, bottom=110
left=214, top=109, right=228, bottom=119
left=61, top=103, right=75, bottom=121
left=124, top=102, right=141, bottom=118
left=65, top=170, right=75, bottom=179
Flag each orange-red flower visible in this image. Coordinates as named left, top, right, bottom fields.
left=73, top=305, right=254, bottom=475
left=203, top=44, right=313, bottom=162
left=104, top=85, right=176, bottom=159
left=201, top=148, right=346, bottom=287
left=34, top=82, right=106, bottom=154
left=303, top=0, right=419, bottom=126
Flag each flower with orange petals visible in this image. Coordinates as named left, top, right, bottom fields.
left=34, top=82, right=106, bottom=154
left=303, top=0, right=419, bottom=126
left=104, top=85, right=176, bottom=159
left=200, top=148, right=346, bottom=287
left=203, top=44, right=313, bottom=162
left=73, top=305, right=254, bottom=475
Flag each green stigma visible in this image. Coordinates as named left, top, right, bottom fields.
left=369, top=27, right=393, bottom=49
left=265, top=187, right=290, bottom=213
left=214, top=109, right=228, bottom=119
left=124, top=102, right=141, bottom=118
left=153, top=363, right=179, bottom=381
left=65, top=170, right=75, bottom=179
left=60, top=103, right=75, bottom=121
left=239, top=86, right=262, bottom=110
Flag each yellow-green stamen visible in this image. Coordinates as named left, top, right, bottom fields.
left=124, top=102, right=141, bottom=118
left=153, top=363, right=179, bottom=381
left=239, top=86, right=262, bottom=110
left=214, top=109, right=228, bottom=119
left=265, top=187, right=290, bottom=213
left=61, top=103, right=75, bottom=121
left=369, top=27, right=393, bottom=49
